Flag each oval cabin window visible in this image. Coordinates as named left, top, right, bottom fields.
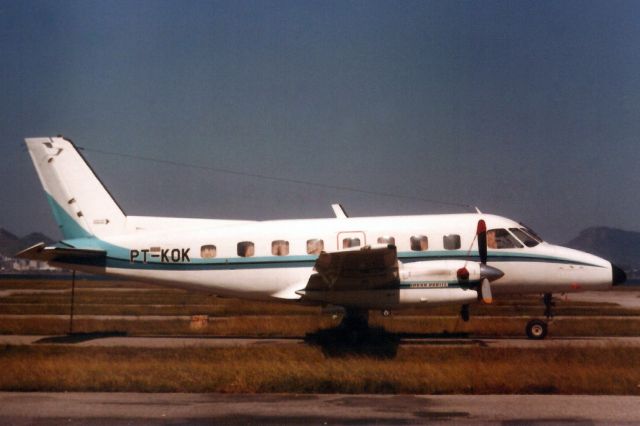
left=410, top=235, right=429, bottom=251
left=200, top=245, right=217, bottom=258
left=237, top=241, right=255, bottom=257
left=443, top=234, right=461, bottom=250
left=342, top=237, right=361, bottom=249
left=377, top=236, right=396, bottom=245
left=271, top=240, right=290, bottom=256
left=306, top=239, right=324, bottom=254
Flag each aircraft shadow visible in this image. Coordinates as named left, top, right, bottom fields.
left=35, top=331, right=128, bottom=344
left=305, top=326, right=400, bottom=358
left=304, top=327, right=474, bottom=358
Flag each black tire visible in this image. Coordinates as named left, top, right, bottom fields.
left=526, top=319, right=548, bottom=340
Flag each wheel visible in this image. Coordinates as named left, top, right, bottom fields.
left=526, top=319, right=548, bottom=339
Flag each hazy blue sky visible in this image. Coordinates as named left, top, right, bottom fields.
left=1, top=0, right=639, bottom=243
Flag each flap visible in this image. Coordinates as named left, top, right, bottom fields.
left=306, top=245, right=399, bottom=291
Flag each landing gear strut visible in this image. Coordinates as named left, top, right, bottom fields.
left=460, top=304, right=470, bottom=322
left=340, top=308, right=369, bottom=331
left=525, top=293, right=554, bottom=340
left=543, top=293, right=555, bottom=320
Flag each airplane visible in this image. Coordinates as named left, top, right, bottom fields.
left=18, top=136, right=627, bottom=339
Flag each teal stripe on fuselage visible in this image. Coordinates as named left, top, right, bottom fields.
left=58, top=236, right=605, bottom=271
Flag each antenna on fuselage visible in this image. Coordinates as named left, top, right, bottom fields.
left=475, top=206, right=482, bottom=214
left=331, top=204, right=349, bottom=218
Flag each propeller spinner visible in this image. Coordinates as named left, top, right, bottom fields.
left=457, top=219, right=504, bottom=304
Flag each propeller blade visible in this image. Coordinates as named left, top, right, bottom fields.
left=480, top=278, right=493, bottom=304
left=477, top=219, right=487, bottom=265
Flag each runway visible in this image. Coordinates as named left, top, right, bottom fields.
left=2, top=334, right=640, bottom=348
left=1, top=392, right=639, bottom=425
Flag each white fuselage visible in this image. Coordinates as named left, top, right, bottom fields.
left=55, top=212, right=614, bottom=308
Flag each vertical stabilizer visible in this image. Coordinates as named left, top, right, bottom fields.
left=25, top=137, right=127, bottom=239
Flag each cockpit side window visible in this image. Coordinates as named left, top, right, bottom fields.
left=509, top=228, right=540, bottom=247
left=487, top=229, right=523, bottom=249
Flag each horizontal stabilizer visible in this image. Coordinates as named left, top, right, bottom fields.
left=16, top=242, right=106, bottom=264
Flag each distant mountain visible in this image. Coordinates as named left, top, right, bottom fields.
left=566, top=227, right=640, bottom=272
left=0, top=228, right=54, bottom=257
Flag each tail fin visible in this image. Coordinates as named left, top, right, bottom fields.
left=25, top=137, right=127, bottom=239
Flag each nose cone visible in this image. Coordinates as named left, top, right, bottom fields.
left=612, top=264, right=627, bottom=286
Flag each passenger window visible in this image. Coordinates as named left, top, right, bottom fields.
left=443, top=234, right=461, bottom=250
left=410, top=235, right=429, bottom=251
left=342, top=238, right=361, bottom=248
left=377, top=236, right=396, bottom=245
left=271, top=240, right=290, bottom=256
left=200, top=245, right=217, bottom=258
left=487, top=229, right=523, bottom=249
left=306, top=239, right=324, bottom=254
left=237, top=241, right=255, bottom=257
left=509, top=228, right=539, bottom=247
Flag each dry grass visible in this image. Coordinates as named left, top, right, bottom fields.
left=3, top=278, right=640, bottom=395
left=0, top=345, right=639, bottom=394
left=2, top=315, right=640, bottom=338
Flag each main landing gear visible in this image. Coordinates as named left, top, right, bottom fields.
left=340, top=308, right=369, bottom=331
left=525, top=293, right=554, bottom=339
left=460, top=304, right=470, bottom=322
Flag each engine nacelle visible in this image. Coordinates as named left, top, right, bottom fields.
left=399, top=260, right=482, bottom=284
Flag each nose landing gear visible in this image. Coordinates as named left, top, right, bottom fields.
left=525, top=293, right=554, bottom=340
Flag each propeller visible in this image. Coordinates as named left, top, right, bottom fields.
left=457, top=219, right=503, bottom=304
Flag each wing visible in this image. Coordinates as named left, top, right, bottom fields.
left=16, top=242, right=106, bottom=266
left=303, top=244, right=400, bottom=292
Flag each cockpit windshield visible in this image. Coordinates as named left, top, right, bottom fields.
left=487, top=229, right=523, bottom=249
left=521, top=225, right=543, bottom=243
left=510, top=226, right=544, bottom=247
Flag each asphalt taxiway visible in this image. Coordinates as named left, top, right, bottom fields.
left=1, top=392, right=640, bottom=425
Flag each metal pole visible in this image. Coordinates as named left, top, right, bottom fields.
left=69, top=270, right=76, bottom=335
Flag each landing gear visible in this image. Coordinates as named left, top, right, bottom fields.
left=543, top=293, right=555, bottom=320
left=526, top=319, right=548, bottom=339
left=525, top=293, right=554, bottom=339
left=460, top=304, right=470, bottom=322
left=340, top=308, right=369, bottom=331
